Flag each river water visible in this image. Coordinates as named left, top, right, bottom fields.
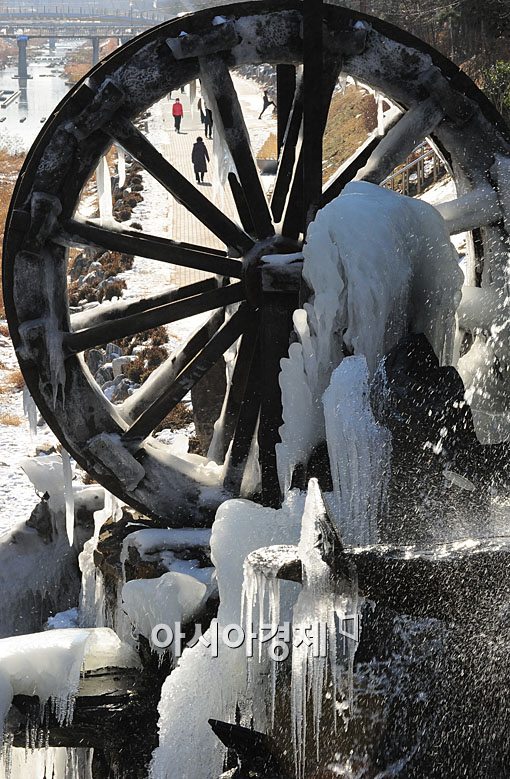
left=0, top=39, right=86, bottom=153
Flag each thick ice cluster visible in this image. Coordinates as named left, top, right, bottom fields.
left=277, top=181, right=462, bottom=518
left=122, top=571, right=207, bottom=655
left=0, top=627, right=139, bottom=746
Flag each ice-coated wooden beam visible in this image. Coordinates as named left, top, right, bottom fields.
left=121, top=309, right=224, bottom=422
left=122, top=304, right=252, bottom=446
left=435, top=187, right=501, bottom=234
left=355, top=99, right=445, bottom=184
left=166, top=21, right=238, bottom=60
left=59, top=219, right=243, bottom=278
left=64, top=283, right=245, bottom=354
left=71, top=278, right=217, bottom=331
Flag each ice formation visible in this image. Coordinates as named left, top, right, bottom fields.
left=121, top=571, right=207, bottom=654
left=22, top=386, right=38, bottom=441
left=61, top=448, right=75, bottom=547
left=79, top=489, right=122, bottom=629
left=0, top=627, right=139, bottom=746
left=116, top=143, right=126, bottom=189
left=291, top=480, right=361, bottom=779
left=150, top=494, right=304, bottom=779
left=277, top=181, right=462, bottom=500
left=323, top=357, right=391, bottom=545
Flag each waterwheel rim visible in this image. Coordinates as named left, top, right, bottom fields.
left=3, top=1, right=509, bottom=524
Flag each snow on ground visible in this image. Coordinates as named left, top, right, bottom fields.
left=0, top=331, right=57, bottom=536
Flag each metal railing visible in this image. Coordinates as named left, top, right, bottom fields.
left=381, top=141, right=448, bottom=196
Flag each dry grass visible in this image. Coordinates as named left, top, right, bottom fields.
left=0, top=369, right=25, bottom=394
left=64, top=37, right=119, bottom=84
left=0, top=150, right=25, bottom=318
left=258, top=132, right=278, bottom=159
left=6, top=369, right=24, bottom=390
left=0, top=412, right=23, bottom=426
left=322, top=86, right=378, bottom=183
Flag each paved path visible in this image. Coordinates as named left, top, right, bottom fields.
left=144, top=77, right=277, bottom=286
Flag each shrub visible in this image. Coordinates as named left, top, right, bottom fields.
left=124, top=345, right=168, bottom=384
left=482, top=60, right=510, bottom=121
left=154, top=402, right=194, bottom=433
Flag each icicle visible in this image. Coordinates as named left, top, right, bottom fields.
left=323, top=356, right=392, bottom=545
left=96, top=155, right=113, bottom=227
left=78, top=489, right=118, bottom=628
left=290, top=480, right=363, bottom=779
left=61, top=448, right=74, bottom=547
left=22, top=386, right=38, bottom=441
left=116, top=144, right=126, bottom=189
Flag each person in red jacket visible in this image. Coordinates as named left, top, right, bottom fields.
left=172, top=97, right=184, bottom=133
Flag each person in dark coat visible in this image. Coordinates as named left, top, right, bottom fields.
left=258, top=89, right=276, bottom=119
left=203, top=106, right=213, bottom=139
left=191, top=136, right=210, bottom=184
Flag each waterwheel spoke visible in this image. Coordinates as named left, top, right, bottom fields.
left=122, top=303, right=253, bottom=446
left=271, top=74, right=304, bottom=223
left=354, top=98, right=445, bottom=184
left=105, top=116, right=254, bottom=254
left=228, top=172, right=256, bottom=236
left=276, top=65, right=297, bottom=155
left=212, top=312, right=260, bottom=463
left=303, top=0, right=325, bottom=220
left=121, top=309, right=225, bottom=422
left=199, top=55, right=275, bottom=240
left=70, top=278, right=217, bottom=331
left=281, top=56, right=343, bottom=238
left=223, top=343, right=261, bottom=495
left=64, top=282, right=246, bottom=354
left=60, top=219, right=243, bottom=278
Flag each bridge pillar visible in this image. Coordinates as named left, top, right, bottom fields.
left=49, top=37, right=56, bottom=51
left=91, top=36, right=100, bottom=65
left=17, top=35, right=28, bottom=80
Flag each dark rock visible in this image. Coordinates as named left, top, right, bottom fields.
left=110, top=378, right=134, bottom=403
left=85, top=348, right=105, bottom=376
left=95, top=365, right=114, bottom=386
left=26, top=500, right=54, bottom=543
left=210, top=720, right=288, bottom=778
left=371, top=334, right=495, bottom=544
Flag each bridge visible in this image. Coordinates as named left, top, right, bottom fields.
left=0, top=9, right=164, bottom=72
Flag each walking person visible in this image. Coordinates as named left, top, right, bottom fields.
left=203, top=106, right=213, bottom=139
left=258, top=89, right=276, bottom=119
left=172, top=97, right=184, bottom=133
left=191, top=136, right=210, bottom=184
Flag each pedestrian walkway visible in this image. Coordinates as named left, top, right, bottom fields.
left=145, top=77, right=277, bottom=287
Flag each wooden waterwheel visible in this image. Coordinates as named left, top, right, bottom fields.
left=3, top=0, right=510, bottom=525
